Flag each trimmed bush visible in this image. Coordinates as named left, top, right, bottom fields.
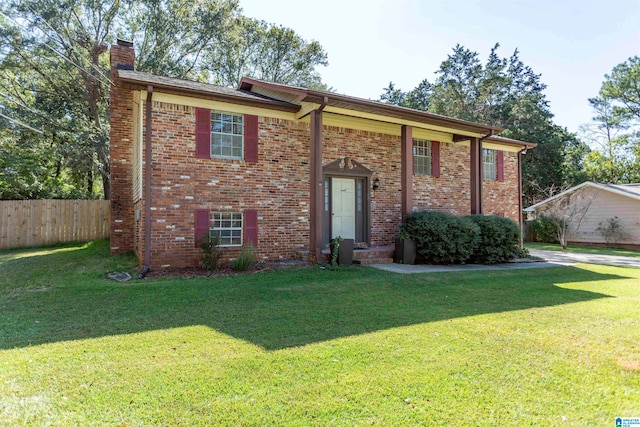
left=467, top=215, right=521, bottom=264
left=198, top=234, right=223, bottom=271
left=532, top=215, right=558, bottom=243
left=400, top=211, right=480, bottom=264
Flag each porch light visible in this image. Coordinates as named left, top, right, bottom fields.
left=372, top=177, right=380, bottom=191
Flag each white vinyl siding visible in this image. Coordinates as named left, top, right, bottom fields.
left=413, top=139, right=432, bottom=176
left=568, top=189, right=640, bottom=245
left=211, top=112, right=243, bottom=159
left=211, top=212, right=243, bottom=246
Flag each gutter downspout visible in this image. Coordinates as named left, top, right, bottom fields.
left=139, top=85, right=153, bottom=279
left=518, top=145, right=527, bottom=248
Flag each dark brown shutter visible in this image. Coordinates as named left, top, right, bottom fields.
left=497, top=150, right=504, bottom=182
left=244, top=209, right=258, bottom=246
left=194, top=209, right=210, bottom=247
left=244, top=114, right=259, bottom=163
left=195, top=108, right=211, bottom=158
left=431, top=141, right=441, bottom=178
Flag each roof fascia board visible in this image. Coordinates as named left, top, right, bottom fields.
left=323, top=106, right=484, bottom=138
left=485, top=136, right=537, bottom=149
left=141, top=91, right=297, bottom=121
left=454, top=139, right=524, bottom=153
left=122, top=75, right=299, bottom=113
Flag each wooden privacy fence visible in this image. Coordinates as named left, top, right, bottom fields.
left=0, top=200, right=110, bottom=249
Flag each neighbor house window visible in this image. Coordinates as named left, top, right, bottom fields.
left=413, top=139, right=432, bottom=175
left=211, top=212, right=243, bottom=246
left=483, top=148, right=497, bottom=180
left=211, top=112, right=243, bottom=159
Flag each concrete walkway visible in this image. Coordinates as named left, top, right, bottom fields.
left=371, top=249, right=639, bottom=274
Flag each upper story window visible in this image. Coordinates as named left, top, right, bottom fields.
left=483, top=148, right=497, bottom=180
left=413, top=138, right=432, bottom=176
left=211, top=112, right=243, bottom=160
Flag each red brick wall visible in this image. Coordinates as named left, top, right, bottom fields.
left=323, top=127, right=402, bottom=246
left=109, top=44, right=523, bottom=266
left=483, top=151, right=520, bottom=222
left=413, top=142, right=471, bottom=216
left=109, top=44, right=136, bottom=254
left=144, top=104, right=311, bottom=267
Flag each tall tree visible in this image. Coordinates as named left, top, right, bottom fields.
left=1, top=0, right=119, bottom=198
left=600, top=56, right=640, bottom=120
left=379, top=43, right=588, bottom=205
left=581, top=57, right=640, bottom=184
left=121, top=0, right=237, bottom=79
left=202, top=16, right=328, bottom=88
left=0, top=0, right=329, bottom=199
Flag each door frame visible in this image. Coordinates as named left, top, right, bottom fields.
left=322, top=157, right=373, bottom=246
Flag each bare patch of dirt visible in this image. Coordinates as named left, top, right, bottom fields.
left=617, top=360, right=640, bottom=371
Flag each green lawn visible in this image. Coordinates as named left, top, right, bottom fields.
left=526, top=241, right=640, bottom=258
left=1, top=241, right=639, bottom=426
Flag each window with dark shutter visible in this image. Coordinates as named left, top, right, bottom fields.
left=497, top=150, right=504, bottom=182
left=243, top=209, right=258, bottom=246
left=244, top=115, right=259, bottom=163
left=194, top=209, right=210, bottom=247
left=431, top=141, right=441, bottom=178
left=413, top=138, right=431, bottom=175
left=195, top=108, right=211, bottom=158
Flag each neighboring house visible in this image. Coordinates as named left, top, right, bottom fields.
left=524, top=181, right=640, bottom=249
left=109, top=40, right=536, bottom=269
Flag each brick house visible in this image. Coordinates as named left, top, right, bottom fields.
left=109, top=40, right=536, bottom=269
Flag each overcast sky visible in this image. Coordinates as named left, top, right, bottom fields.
left=239, top=0, right=640, bottom=134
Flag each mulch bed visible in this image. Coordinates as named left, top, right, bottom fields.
left=144, top=260, right=313, bottom=279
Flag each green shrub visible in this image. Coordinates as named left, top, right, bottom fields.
left=232, top=245, right=257, bottom=271
left=399, top=210, right=480, bottom=264
left=467, top=215, right=521, bottom=264
left=532, top=215, right=558, bottom=243
left=596, top=216, right=630, bottom=247
left=198, top=234, right=224, bottom=270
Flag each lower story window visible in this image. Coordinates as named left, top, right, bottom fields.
left=211, top=212, right=242, bottom=246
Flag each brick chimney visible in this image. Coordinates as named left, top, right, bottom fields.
left=109, top=40, right=135, bottom=254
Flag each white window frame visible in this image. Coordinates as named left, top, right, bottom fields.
left=211, top=111, right=244, bottom=160
left=483, top=148, right=497, bottom=181
left=210, top=212, right=243, bottom=247
left=413, top=138, right=432, bottom=176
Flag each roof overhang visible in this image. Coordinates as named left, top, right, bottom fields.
left=239, top=77, right=509, bottom=139
left=118, top=70, right=299, bottom=113
left=115, top=70, right=536, bottom=148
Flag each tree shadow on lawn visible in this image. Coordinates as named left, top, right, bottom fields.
left=0, top=246, right=626, bottom=351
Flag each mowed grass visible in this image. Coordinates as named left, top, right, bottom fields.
left=526, top=241, right=640, bottom=258
left=1, top=241, right=639, bottom=426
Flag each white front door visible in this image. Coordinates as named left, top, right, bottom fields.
left=331, top=177, right=356, bottom=239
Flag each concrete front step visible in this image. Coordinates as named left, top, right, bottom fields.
left=353, top=257, right=394, bottom=265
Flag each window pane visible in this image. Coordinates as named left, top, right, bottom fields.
left=210, top=111, right=244, bottom=159
left=483, top=149, right=496, bottom=180
left=413, top=139, right=432, bottom=176
left=210, top=212, right=243, bottom=246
